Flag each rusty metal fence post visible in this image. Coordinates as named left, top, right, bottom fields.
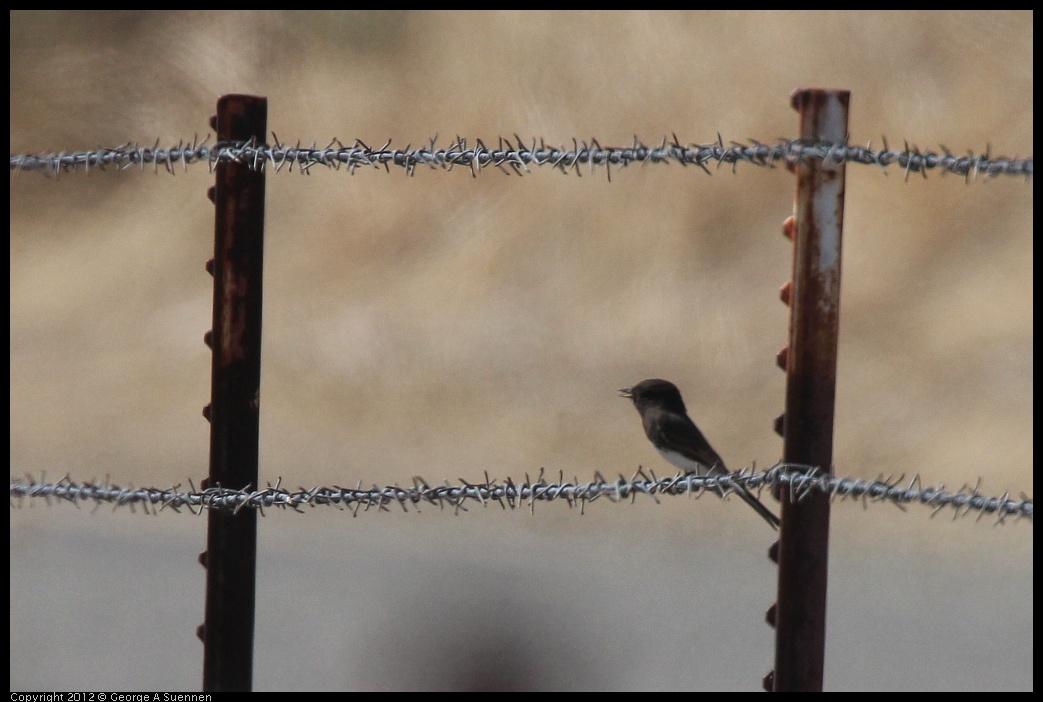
left=198, top=94, right=268, bottom=692
left=767, top=88, right=849, bottom=692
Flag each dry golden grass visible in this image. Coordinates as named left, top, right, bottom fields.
left=11, top=11, right=1031, bottom=494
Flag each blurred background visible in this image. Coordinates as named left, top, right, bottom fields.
left=9, top=10, right=1032, bottom=691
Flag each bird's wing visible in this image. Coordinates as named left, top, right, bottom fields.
left=647, top=409, right=727, bottom=473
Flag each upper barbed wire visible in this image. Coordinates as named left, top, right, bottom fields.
left=9, top=465, right=1032, bottom=524
left=9, top=135, right=1033, bottom=180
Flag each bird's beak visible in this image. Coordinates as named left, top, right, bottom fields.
left=618, top=388, right=633, bottom=398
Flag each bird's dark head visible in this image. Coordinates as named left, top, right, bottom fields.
left=618, top=378, right=688, bottom=415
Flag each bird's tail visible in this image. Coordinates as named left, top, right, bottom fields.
left=735, top=484, right=780, bottom=530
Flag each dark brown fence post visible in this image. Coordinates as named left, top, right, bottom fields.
left=199, top=94, right=267, bottom=692
left=769, top=88, right=849, bottom=692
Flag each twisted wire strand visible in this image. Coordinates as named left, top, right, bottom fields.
left=9, top=135, right=1033, bottom=180
left=9, top=465, right=1032, bottom=524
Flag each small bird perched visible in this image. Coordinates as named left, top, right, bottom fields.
left=619, top=378, right=779, bottom=530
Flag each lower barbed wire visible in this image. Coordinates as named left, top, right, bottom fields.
left=8, top=465, right=1032, bottom=523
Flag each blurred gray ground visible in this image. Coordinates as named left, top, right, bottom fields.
left=10, top=10, right=1033, bottom=691
left=9, top=504, right=1033, bottom=690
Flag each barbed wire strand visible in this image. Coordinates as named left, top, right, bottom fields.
left=9, top=135, right=1033, bottom=181
left=9, top=465, right=1032, bottom=524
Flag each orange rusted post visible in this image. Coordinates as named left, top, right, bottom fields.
left=768, top=88, right=848, bottom=692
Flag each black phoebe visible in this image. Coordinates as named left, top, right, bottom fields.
left=619, top=378, right=780, bottom=530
